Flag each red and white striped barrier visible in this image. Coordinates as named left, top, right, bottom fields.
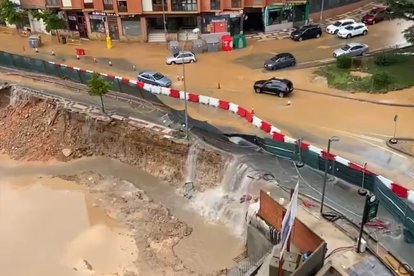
left=47, top=61, right=414, bottom=204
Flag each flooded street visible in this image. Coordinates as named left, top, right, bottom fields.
left=0, top=155, right=243, bottom=275
left=0, top=175, right=138, bottom=276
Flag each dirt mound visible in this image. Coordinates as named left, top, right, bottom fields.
left=0, top=91, right=227, bottom=189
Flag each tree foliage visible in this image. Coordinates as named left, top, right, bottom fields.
left=385, top=0, right=414, bottom=43
left=31, top=9, right=65, bottom=33
left=87, top=73, right=111, bottom=112
left=0, top=0, right=27, bottom=26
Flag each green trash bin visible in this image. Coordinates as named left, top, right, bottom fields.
left=233, top=34, right=247, bottom=49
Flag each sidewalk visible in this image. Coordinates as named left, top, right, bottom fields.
left=245, top=2, right=381, bottom=41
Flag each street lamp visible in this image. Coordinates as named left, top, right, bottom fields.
left=320, top=136, right=340, bottom=215
left=319, top=0, right=325, bottom=22
left=161, top=0, right=167, bottom=41
left=181, top=58, right=189, bottom=140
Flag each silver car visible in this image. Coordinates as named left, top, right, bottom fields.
left=137, top=71, right=172, bottom=87
left=166, top=51, right=196, bottom=65
left=333, top=43, right=369, bottom=58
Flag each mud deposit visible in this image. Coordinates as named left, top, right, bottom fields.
left=0, top=86, right=241, bottom=275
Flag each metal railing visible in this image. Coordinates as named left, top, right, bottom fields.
left=171, top=4, right=198, bottom=11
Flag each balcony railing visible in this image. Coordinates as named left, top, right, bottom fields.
left=46, top=0, right=60, bottom=6
left=152, top=4, right=166, bottom=11
left=103, top=3, right=114, bottom=10
left=117, top=1, right=127, bottom=12
left=210, top=0, right=220, bottom=10
left=231, top=0, right=241, bottom=8
left=171, top=4, right=198, bottom=11
left=84, top=2, right=94, bottom=8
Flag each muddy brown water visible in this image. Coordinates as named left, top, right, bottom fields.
left=0, top=155, right=242, bottom=275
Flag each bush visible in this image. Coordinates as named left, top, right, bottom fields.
left=336, top=55, right=352, bottom=69
left=372, top=72, right=392, bottom=89
left=374, top=53, right=404, bottom=66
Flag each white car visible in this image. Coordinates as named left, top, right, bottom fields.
left=337, top=23, right=368, bottom=39
left=166, top=51, right=196, bottom=65
left=326, top=19, right=356, bottom=34
left=333, top=43, right=369, bottom=58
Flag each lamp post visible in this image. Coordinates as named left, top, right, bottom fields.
left=320, top=136, right=340, bottom=215
left=161, top=0, right=167, bottom=40
left=182, top=58, right=189, bottom=140
left=319, top=0, right=325, bottom=22
left=361, top=162, right=367, bottom=189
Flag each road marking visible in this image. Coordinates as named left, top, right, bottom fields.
left=407, top=172, right=414, bottom=180
left=317, top=127, right=408, bottom=159
left=317, top=45, right=332, bottom=49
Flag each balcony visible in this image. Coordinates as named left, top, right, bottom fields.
left=84, top=2, right=94, bottom=8
left=210, top=0, right=220, bottom=10
left=103, top=1, right=114, bottom=10
left=171, top=4, right=198, bottom=12
left=46, top=0, right=60, bottom=6
left=231, top=0, right=241, bottom=8
left=152, top=4, right=166, bottom=11
left=117, top=0, right=127, bottom=12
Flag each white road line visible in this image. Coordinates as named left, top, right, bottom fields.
left=350, top=136, right=408, bottom=160
left=407, top=172, right=414, bottom=180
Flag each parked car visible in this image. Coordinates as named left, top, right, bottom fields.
left=337, top=23, right=368, bottom=38
left=166, top=51, right=196, bottom=65
left=253, top=77, right=294, bottom=98
left=362, top=7, right=387, bottom=24
left=333, top=43, right=369, bottom=58
left=264, top=53, right=296, bottom=71
left=326, top=19, right=356, bottom=34
left=290, top=24, right=322, bottom=41
left=137, top=71, right=172, bottom=87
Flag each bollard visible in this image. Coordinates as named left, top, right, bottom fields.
left=35, top=48, right=39, bottom=53
left=287, top=100, right=292, bottom=106
left=251, top=108, right=255, bottom=115
left=108, top=60, right=112, bottom=66
left=132, top=65, right=136, bottom=71
left=217, top=82, right=221, bottom=89
left=76, top=55, right=80, bottom=60
left=51, top=50, right=55, bottom=56
left=93, top=57, right=97, bottom=63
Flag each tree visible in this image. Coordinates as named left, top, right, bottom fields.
left=31, top=9, right=65, bottom=40
left=87, top=73, right=111, bottom=113
left=385, top=0, right=414, bottom=43
left=0, top=0, right=27, bottom=28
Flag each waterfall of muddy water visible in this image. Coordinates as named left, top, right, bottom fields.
left=0, top=174, right=138, bottom=276
left=189, top=158, right=256, bottom=238
left=184, top=142, right=199, bottom=184
left=0, top=155, right=243, bottom=274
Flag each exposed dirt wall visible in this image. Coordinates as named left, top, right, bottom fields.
left=0, top=87, right=227, bottom=190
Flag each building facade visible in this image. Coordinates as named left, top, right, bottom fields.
left=15, top=0, right=372, bottom=42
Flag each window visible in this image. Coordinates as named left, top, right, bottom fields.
left=89, top=15, right=105, bottom=32
left=122, top=18, right=141, bottom=36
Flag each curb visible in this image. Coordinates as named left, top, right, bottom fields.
left=386, top=138, right=414, bottom=157
left=46, top=60, right=414, bottom=205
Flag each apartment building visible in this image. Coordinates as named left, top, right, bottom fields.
left=16, top=0, right=369, bottom=42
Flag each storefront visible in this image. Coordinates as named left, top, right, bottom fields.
left=264, top=1, right=309, bottom=32
left=66, top=11, right=87, bottom=38
left=120, top=15, right=144, bottom=42
left=86, top=12, right=121, bottom=40
left=243, top=8, right=265, bottom=33
left=200, top=13, right=229, bottom=34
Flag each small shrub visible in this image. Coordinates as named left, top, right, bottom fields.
left=374, top=53, right=404, bottom=66
left=336, top=55, right=352, bottom=69
left=372, top=72, right=392, bottom=89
